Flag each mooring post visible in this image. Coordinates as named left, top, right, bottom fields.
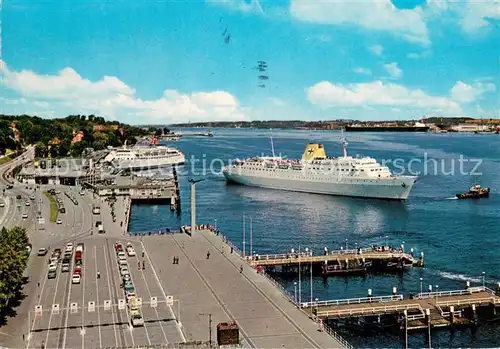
left=403, top=309, right=408, bottom=349
left=449, top=306, right=455, bottom=324
left=425, top=308, right=432, bottom=348
left=471, top=304, right=478, bottom=324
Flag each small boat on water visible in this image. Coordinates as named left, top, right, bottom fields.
left=456, top=184, right=490, bottom=199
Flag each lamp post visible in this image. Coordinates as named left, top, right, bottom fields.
left=298, top=244, right=301, bottom=306
left=315, top=298, right=319, bottom=317
left=310, top=249, right=313, bottom=308
left=436, top=285, right=439, bottom=301
left=482, top=271, right=485, bottom=288
left=189, top=178, right=205, bottom=233
left=294, top=282, right=297, bottom=304
left=420, top=277, right=423, bottom=295
left=385, top=235, right=388, bottom=247
left=345, top=239, right=348, bottom=250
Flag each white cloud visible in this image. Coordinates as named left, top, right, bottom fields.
left=450, top=81, right=496, bottom=103
left=407, top=51, right=432, bottom=59
left=290, top=0, right=429, bottom=45
left=383, top=62, right=403, bottom=79
left=426, top=0, right=500, bottom=34
left=369, top=45, right=384, bottom=56
left=0, top=60, right=246, bottom=123
left=306, top=80, right=461, bottom=113
left=353, top=67, right=372, bottom=75
left=206, top=0, right=264, bottom=14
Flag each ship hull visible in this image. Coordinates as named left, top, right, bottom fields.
left=115, top=154, right=185, bottom=170
left=345, top=126, right=430, bottom=132
left=223, top=168, right=416, bottom=200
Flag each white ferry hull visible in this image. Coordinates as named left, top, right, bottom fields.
left=222, top=168, right=416, bottom=200
left=116, top=154, right=185, bottom=170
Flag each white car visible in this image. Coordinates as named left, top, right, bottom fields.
left=72, top=274, right=81, bottom=284
left=30, top=195, right=35, bottom=200
left=79, top=191, right=85, bottom=196
left=120, top=267, right=129, bottom=276
left=0, top=202, right=4, bottom=208
left=25, top=201, right=30, bottom=206
left=127, top=247, right=136, bottom=257
left=65, top=243, right=73, bottom=253
left=22, top=213, right=28, bottom=219
left=56, top=219, right=62, bottom=224
left=117, top=251, right=126, bottom=259
left=118, top=258, right=128, bottom=266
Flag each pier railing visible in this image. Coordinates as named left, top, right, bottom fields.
left=249, top=247, right=413, bottom=261
left=437, top=297, right=500, bottom=307
left=300, top=295, right=403, bottom=308
left=416, top=286, right=493, bottom=299
left=260, top=272, right=353, bottom=349
left=317, top=303, right=424, bottom=318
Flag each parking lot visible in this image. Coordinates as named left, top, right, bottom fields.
left=26, top=236, right=184, bottom=349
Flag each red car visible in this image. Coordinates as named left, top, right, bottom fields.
left=73, top=266, right=82, bottom=275
left=115, top=242, right=123, bottom=251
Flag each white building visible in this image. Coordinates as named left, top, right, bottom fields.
left=450, top=124, right=489, bottom=132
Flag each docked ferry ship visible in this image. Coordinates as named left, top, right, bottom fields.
left=222, top=138, right=417, bottom=200
left=104, top=140, right=185, bottom=170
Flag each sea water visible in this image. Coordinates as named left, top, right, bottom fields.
left=129, top=129, right=500, bottom=348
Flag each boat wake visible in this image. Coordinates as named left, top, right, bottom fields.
left=436, top=270, right=481, bottom=283
left=444, top=197, right=458, bottom=200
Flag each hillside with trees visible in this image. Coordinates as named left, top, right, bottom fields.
left=0, top=114, right=152, bottom=158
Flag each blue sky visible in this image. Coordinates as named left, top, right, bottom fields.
left=0, top=0, right=499, bottom=123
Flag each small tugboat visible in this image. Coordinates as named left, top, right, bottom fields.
left=456, top=184, right=490, bottom=199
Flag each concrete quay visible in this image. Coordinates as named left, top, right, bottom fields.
left=139, top=228, right=350, bottom=348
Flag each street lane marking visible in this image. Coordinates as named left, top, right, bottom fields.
left=103, top=242, right=120, bottom=348
left=81, top=248, right=87, bottom=349
left=24, top=265, right=50, bottom=349
left=43, top=262, right=64, bottom=346
left=141, top=241, right=186, bottom=343
left=138, top=257, right=169, bottom=344
left=94, top=246, right=103, bottom=348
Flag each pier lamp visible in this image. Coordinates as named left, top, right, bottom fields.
left=188, top=178, right=205, bottom=232
left=315, top=298, right=319, bottom=316
left=345, top=239, right=348, bottom=250
left=435, top=285, right=439, bottom=301
left=294, top=282, right=297, bottom=304
left=482, top=272, right=485, bottom=288
left=385, top=236, right=388, bottom=247
left=402, top=241, right=405, bottom=253
left=420, top=277, right=423, bottom=295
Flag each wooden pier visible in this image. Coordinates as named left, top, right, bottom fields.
left=249, top=246, right=424, bottom=276
left=302, top=286, right=500, bottom=331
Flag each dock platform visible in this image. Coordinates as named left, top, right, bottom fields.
left=249, top=246, right=424, bottom=276
left=303, top=287, right=500, bottom=331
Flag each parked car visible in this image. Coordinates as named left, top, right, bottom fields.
left=22, top=213, right=28, bottom=219
left=72, top=274, right=81, bottom=284
left=127, top=247, right=136, bottom=257
left=37, top=248, right=48, bottom=256
left=56, top=219, right=62, bottom=224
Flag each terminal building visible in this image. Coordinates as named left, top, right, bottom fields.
left=17, top=159, right=97, bottom=186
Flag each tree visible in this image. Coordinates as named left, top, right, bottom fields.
left=49, top=144, right=59, bottom=158
left=154, top=129, right=162, bottom=137
left=0, top=226, right=29, bottom=314
left=163, top=127, right=170, bottom=135
left=35, top=141, right=48, bottom=158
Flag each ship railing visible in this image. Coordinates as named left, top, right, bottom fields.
left=416, top=287, right=489, bottom=299
left=316, top=304, right=423, bottom=318
left=300, top=295, right=403, bottom=308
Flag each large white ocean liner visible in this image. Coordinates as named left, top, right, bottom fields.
left=104, top=140, right=185, bottom=170
left=222, top=136, right=417, bottom=200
